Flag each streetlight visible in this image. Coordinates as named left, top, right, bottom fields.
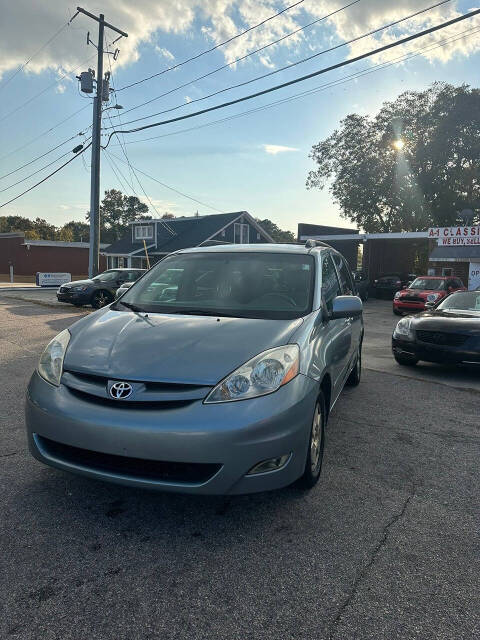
left=393, top=139, right=405, bottom=151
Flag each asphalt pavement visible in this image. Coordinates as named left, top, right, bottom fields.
left=1, top=296, right=479, bottom=639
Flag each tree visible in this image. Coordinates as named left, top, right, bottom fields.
left=0, top=215, right=57, bottom=239
left=59, top=220, right=90, bottom=242
left=255, top=218, right=295, bottom=243
left=306, top=83, right=480, bottom=232
left=87, top=189, right=149, bottom=243
left=161, top=212, right=175, bottom=219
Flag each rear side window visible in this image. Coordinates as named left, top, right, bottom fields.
left=321, top=254, right=341, bottom=313
left=332, top=253, right=355, bottom=295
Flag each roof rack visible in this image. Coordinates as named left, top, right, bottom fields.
left=305, top=239, right=331, bottom=249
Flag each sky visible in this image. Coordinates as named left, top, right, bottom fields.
left=0, top=0, right=479, bottom=235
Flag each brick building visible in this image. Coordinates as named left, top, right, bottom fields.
left=0, top=233, right=107, bottom=283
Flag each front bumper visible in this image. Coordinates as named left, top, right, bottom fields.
left=25, top=371, right=318, bottom=494
left=57, top=289, right=91, bottom=304
left=393, top=299, right=426, bottom=313
left=392, top=336, right=480, bottom=365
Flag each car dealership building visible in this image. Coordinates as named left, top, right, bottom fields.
left=299, top=224, right=480, bottom=289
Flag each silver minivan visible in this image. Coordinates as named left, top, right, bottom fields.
left=26, top=243, right=363, bottom=494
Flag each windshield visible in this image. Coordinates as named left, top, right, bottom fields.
left=436, top=291, right=480, bottom=313
left=93, top=271, right=120, bottom=283
left=410, top=278, right=446, bottom=290
left=116, top=252, right=315, bottom=319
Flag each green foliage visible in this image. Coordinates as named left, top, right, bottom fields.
left=255, top=218, right=295, bottom=243
left=86, top=189, right=149, bottom=243
left=0, top=215, right=57, bottom=239
left=60, top=220, right=90, bottom=242
left=307, top=83, right=480, bottom=232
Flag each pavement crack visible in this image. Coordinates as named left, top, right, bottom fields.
left=0, top=451, right=20, bottom=458
left=327, top=486, right=415, bottom=640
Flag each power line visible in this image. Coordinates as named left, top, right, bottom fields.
left=117, top=0, right=306, bottom=91
left=0, top=20, right=72, bottom=92
left=105, top=150, right=177, bottom=235
left=113, top=0, right=361, bottom=118
left=107, top=150, right=223, bottom=213
left=0, top=105, right=90, bottom=163
left=107, top=0, right=452, bottom=130
left=0, top=148, right=74, bottom=193
left=104, top=6, right=480, bottom=148
left=106, top=23, right=480, bottom=149
left=0, top=143, right=91, bottom=209
left=0, top=54, right=96, bottom=124
left=0, top=129, right=90, bottom=180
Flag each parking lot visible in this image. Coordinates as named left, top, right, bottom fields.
left=1, top=294, right=479, bottom=639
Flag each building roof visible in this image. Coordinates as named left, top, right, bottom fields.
left=22, top=239, right=109, bottom=249
left=430, top=245, right=480, bottom=261
left=103, top=211, right=272, bottom=255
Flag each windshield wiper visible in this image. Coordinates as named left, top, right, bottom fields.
left=120, top=301, right=146, bottom=313
left=168, top=309, right=238, bottom=317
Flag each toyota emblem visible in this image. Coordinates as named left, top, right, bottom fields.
left=109, top=381, right=133, bottom=400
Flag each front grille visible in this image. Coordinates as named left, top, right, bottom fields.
left=61, top=370, right=210, bottom=405
left=401, top=296, right=424, bottom=303
left=416, top=330, right=467, bottom=347
left=38, top=436, right=221, bottom=484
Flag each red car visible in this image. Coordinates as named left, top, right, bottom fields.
left=393, top=276, right=465, bottom=315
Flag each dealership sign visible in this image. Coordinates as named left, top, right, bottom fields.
left=469, top=263, right=480, bottom=290
left=428, top=226, right=480, bottom=246
left=36, top=272, right=71, bottom=287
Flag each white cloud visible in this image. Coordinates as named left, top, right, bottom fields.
left=262, top=144, right=299, bottom=155
left=154, top=46, right=175, bottom=61
left=55, top=83, right=66, bottom=94
left=0, top=1, right=478, bottom=82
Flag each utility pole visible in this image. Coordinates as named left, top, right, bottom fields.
left=76, top=7, right=127, bottom=277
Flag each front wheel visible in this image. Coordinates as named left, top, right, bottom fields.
left=299, top=393, right=326, bottom=489
left=394, top=353, right=418, bottom=367
left=91, top=290, right=113, bottom=309
left=393, top=308, right=402, bottom=316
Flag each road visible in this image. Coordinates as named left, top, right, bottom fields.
left=1, top=296, right=479, bottom=639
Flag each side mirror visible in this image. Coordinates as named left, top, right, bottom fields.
left=329, top=295, right=363, bottom=320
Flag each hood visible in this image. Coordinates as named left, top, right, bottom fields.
left=63, top=279, right=94, bottom=288
left=64, top=309, right=303, bottom=385
left=412, top=309, right=480, bottom=333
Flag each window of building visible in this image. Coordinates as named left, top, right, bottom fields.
left=257, top=232, right=261, bottom=240
left=234, top=222, right=249, bottom=244
left=442, top=267, right=453, bottom=277
left=221, top=229, right=226, bottom=237
left=134, top=225, right=153, bottom=240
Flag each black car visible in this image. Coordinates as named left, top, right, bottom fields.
left=392, top=290, right=480, bottom=366
left=372, top=273, right=416, bottom=299
left=353, top=270, right=369, bottom=301
left=57, top=268, right=145, bottom=308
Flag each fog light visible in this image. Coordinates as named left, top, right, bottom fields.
left=247, top=454, right=290, bottom=475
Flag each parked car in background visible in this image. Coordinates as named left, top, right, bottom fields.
left=57, top=268, right=145, bottom=308
left=392, top=290, right=480, bottom=366
left=372, top=273, right=416, bottom=299
left=353, top=271, right=369, bottom=301
left=27, top=243, right=363, bottom=495
left=393, top=276, right=465, bottom=315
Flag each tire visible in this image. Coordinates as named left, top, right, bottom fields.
left=393, top=308, right=402, bottom=316
left=299, top=392, right=326, bottom=489
left=91, top=290, right=113, bottom=309
left=346, top=344, right=362, bottom=386
left=394, top=353, right=419, bottom=367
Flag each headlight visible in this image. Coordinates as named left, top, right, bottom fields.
left=73, top=286, right=88, bottom=291
left=204, top=344, right=299, bottom=404
left=393, top=317, right=414, bottom=341
left=394, top=291, right=401, bottom=299
left=37, top=329, right=71, bottom=386
left=427, top=293, right=440, bottom=302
